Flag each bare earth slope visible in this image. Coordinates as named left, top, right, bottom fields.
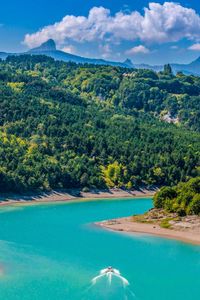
left=0, top=188, right=155, bottom=206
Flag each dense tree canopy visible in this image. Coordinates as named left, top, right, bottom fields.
left=0, top=55, right=199, bottom=192
left=153, top=177, right=200, bottom=215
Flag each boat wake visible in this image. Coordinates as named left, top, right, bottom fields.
left=92, top=267, right=129, bottom=287
left=82, top=267, right=136, bottom=299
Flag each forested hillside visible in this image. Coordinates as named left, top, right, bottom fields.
left=0, top=55, right=199, bottom=192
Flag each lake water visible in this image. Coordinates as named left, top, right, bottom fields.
left=0, top=198, right=199, bottom=300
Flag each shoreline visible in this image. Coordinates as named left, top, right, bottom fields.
left=0, top=188, right=155, bottom=208
left=98, top=216, right=200, bottom=246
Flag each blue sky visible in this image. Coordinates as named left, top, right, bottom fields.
left=1, top=0, right=200, bottom=64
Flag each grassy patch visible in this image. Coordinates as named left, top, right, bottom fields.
left=160, top=218, right=172, bottom=229
left=132, top=214, right=154, bottom=224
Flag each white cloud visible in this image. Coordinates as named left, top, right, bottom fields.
left=170, top=45, right=178, bottom=49
left=126, top=45, right=150, bottom=55
left=24, top=2, right=200, bottom=48
left=99, top=44, right=112, bottom=59
left=140, top=2, right=200, bottom=43
left=188, top=43, right=200, bottom=51
left=61, top=45, right=76, bottom=54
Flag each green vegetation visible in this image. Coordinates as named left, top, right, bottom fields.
left=132, top=210, right=180, bottom=228
left=160, top=218, right=173, bottom=229
left=0, top=55, right=199, bottom=193
left=154, top=177, right=200, bottom=215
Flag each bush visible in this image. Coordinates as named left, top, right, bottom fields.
left=154, top=177, right=200, bottom=215
left=153, top=187, right=176, bottom=208
left=187, top=194, right=200, bottom=215
left=82, top=186, right=90, bottom=193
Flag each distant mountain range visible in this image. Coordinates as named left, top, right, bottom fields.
left=1, top=39, right=200, bottom=75
left=0, top=39, right=132, bottom=68
left=135, top=59, right=200, bottom=76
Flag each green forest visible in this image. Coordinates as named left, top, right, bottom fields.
left=0, top=55, right=199, bottom=193
left=153, top=177, right=200, bottom=215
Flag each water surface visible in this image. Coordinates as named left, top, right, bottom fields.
left=0, top=198, right=199, bottom=300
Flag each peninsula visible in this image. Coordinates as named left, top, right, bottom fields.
left=98, top=209, right=200, bottom=245
left=99, top=177, right=200, bottom=245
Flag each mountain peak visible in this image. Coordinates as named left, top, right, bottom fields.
left=123, top=58, right=134, bottom=67
left=30, top=39, right=56, bottom=52
left=191, top=56, right=200, bottom=64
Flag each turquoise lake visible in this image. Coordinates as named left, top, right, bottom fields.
left=0, top=198, right=200, bottom=300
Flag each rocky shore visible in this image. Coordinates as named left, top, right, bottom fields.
left=0, top=188, right=155, bottom=207
left=98, top=209, right=200, bottom=245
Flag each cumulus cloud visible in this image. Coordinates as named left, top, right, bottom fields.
left=126, top=45, right=150, bottom=55
left=24, top=2, right=200, bottom=48
left=99, top=44, right=113, bottom=59
left=170, top=45, right=179, bottom=49
left=61, top=45, right=76, bottom=54
left=188, top=43, right=200, bottom=51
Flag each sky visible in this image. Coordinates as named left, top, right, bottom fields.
left=1, top=0, right=200, bottom=64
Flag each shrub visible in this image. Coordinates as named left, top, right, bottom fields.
left=153, top=187, right=176, bottom=209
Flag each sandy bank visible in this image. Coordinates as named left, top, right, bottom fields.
left=98, top=213, right=200, bottom=246
left=0, top=188, right=155, bottom=207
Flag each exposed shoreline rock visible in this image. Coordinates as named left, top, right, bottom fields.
left=98, top=209, right=200, bottom=245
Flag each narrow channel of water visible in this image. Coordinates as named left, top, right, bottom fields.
left=0, top=198, right=199, bottom=300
